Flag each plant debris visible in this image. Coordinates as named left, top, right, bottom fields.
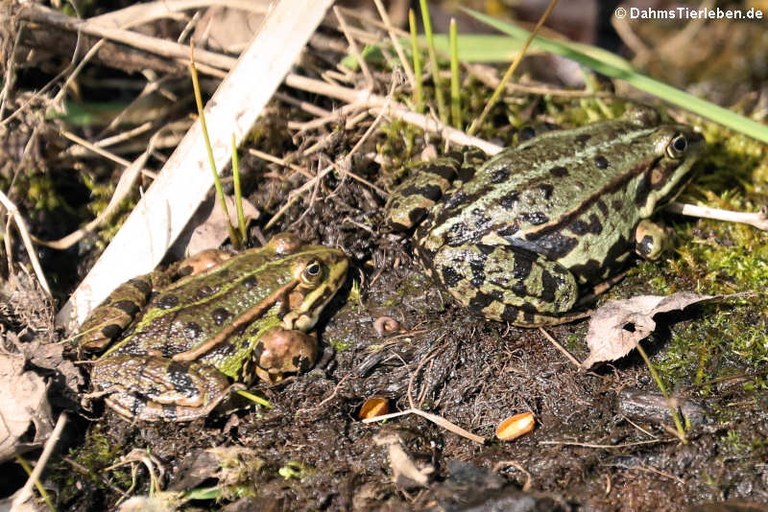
left=581, top=293, right=733, bottom=369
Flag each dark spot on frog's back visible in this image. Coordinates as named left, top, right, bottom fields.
left=497, top=223, right=520, bottom=238
left=401, top=183, right=443, bottom=201
left=521, top=211, right=549, bottom=225
left=500, top=191, right=520, bottom=210
left=242, top=276, right=258, bottom=289
left=575, top=133, right=591, bottom=146
left=490, top=168, right=510, bottom=184
left=469, top=259, right=486, bottom=287
left=594, top=155, right=610, bottom=169
left=112, top=299, right=140, bottom=316
left=196, top=285, right=215, bottom=299
left=549, top=166, right=569, bottom=178
left=440, top=265, right=464, bottom=288
left=526, top=231, right=578, bottom=259
left=100, top=323, right=122, bottom=341
left=570, top=214, right=603, bottom=235
left=538, top=183, right=554, bottom=200
left=468, top=291, right=498, bottom=311
left=184, top=321, right=203, bottom=340
left=212, top=308, right=231, bottom=326
left=443, top=190, right=469, bottom=210
left=597, top=199, right=609, bottom=216
left=155, top=294, right=179, bottom=309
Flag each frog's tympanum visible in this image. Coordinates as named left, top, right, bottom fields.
left=77, top=234, right=348, bottom=422
left=386, top=107, right=703, bottom=326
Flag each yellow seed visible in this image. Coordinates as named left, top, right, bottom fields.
left=495, top=412, right=535, bottom=441
left=359, top=396, right=390, bottom=420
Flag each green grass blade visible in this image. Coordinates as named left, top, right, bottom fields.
left=464, top=8, right=768, bottom=144
left=231, top=134, right=247, bottom=243
left=449, top=18, right=461, bottom=129
left=190, top=60, right=240, bottom=247
left=409, top=9, right=424, bottom=113
left=419, top=0, right=447, bottom=122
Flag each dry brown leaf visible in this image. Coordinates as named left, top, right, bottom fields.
left=194, top=6, right=265, bottom=54
left=0, top=350, right=54, bottom=463
left=581, top=293, right=724, bottom=369
left=180, top=195, right=260, bottom=257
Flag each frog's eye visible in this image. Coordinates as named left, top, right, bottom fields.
left=666, top=133, right=688, bottom=159
left=301, top=260, right=325, bottom=283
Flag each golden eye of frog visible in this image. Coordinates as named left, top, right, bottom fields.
left=385, top=107, right=703, bottom=326
left=77, top=233, right=348, bottom=422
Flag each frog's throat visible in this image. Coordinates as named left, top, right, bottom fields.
left=171, top=278, right=303, bottom=363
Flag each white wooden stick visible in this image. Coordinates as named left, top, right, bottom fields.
left=56, top=0, right=335, bottom=331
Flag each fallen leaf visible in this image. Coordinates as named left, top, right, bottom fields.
left=194, top=7, right=265, bottom=54
left=0, top=349, right=54, bottom=463
left=581, top=293, right=725, bottom=369
left=176, top=195, right=260, bottom=257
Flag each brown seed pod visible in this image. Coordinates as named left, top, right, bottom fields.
left=359, top=396, right=390, bottom=420
left=495, top=412, right=535, bottom=441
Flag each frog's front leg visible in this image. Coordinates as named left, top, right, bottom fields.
left=425, top=243, right=580, bottom=326
left=634, top=219, right=674, bottom=261
left=90, top=355, right=236, bottom=422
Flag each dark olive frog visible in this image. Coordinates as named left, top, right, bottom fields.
left=77, top=234, right=348, bottom=422
left=386, top=107, right=703, bottom=326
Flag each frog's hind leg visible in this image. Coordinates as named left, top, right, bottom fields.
left=76, top=272, right=167, bottom=353
left=90, top=355, right=236, bottom=422
left=430, top=243, right=581, bottom=326
left=384, top=156, right=461, bottom=231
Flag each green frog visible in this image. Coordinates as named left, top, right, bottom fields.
left=77, top=233, right=348, bottom=422
left=385, top=107, right=703, bottom=326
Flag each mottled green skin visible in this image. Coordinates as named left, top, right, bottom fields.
left=81, top=235, right=348, bottom=421
left=386, top=108, right=703, bottom=326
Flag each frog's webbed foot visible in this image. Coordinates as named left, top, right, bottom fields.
left=91, top=355, right=236, bottom=422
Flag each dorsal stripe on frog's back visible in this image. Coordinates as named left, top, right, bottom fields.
left=424, top=123, right=660, bottom=249
left=171, top=277, right=302, bottom=362
left=518, top=157, right=659, bottom=240
left=102, top=248, right=324, bottom=359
